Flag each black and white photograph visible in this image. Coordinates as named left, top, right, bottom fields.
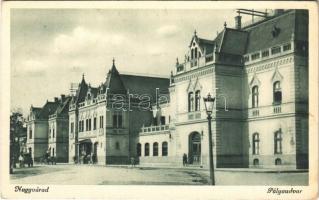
left=1, top=1, right=318, bottom=199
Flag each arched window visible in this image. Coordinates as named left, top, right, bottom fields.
left=274, top=130, right=282, bottom=154
left=275, top=158, right=282, bottom=165
left=162, top=142, right=168, bottom=156
left=252, top=86, right=259, bottom=108
left=188, top=92, right=194, bottom=112
left=144, top=143, right=149, bottom=156
left=273, top=81, right=282, bottom=104
left=253, top=159, right=259, bottom=166
left=137, top=143, right=141, bottom=157
left=195, top=90, right=200, bottom=111
left=252, top=133, right=260, bottom=155
left=195, top=48, right=198, bottom=59
left=153, top=142, right=158, bottom=156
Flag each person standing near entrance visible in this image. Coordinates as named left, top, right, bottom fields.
left=183, top=153, right=187, bottom=166
left=18, top=153, right=24, bottom=168
left=130, top=157, right=135, bottom=168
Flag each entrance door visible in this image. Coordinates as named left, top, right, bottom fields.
left=189, top=132, right=201, bottom=165
left=79, top=141, right=92, bottom=164
left=93, top=142, right=98, bottom=163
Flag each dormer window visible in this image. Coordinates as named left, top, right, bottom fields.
left=262, top=50, right=269, bottom=57
left=271, top=46, right=281, bottom=55
left=87, top=93, right=91, bottom=100
left=251, top=52, right=260, bottom=61
left=271, top=26, right=280, bottom=37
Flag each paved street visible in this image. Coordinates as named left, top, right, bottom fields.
left=10, top=164, right=308, bottom=185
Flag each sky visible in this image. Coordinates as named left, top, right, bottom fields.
left=10, top=8, right=253, bottom=116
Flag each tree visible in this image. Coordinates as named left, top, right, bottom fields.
left=10, top=110, right=25, bottom=174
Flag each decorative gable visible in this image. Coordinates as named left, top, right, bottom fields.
left=249, top=73, right=261, bottom=88
left=186, top=79, right=194, bottom=92
left=271, top=68, right=283, bottom=83
left=193, top=77, right=202, bottom=91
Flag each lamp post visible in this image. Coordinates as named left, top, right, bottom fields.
left=203, top=93, right=216, bottom=185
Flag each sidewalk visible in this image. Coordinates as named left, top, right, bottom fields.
left=36, top=162, right=308, bottom=173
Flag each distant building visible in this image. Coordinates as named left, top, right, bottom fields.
left=48, top=95, right=71, bottom=162
left=67, top=61, right=169, bottom=164
left=138, top=9, right=308, bottom=169
left=26, top=96, right=71, bottom=162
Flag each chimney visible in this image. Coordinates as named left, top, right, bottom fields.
left=235, top=15, right=242, bottom=30
left=61, top=94, right=66, bottom=101
left=54, top=97, right=58, bottom=102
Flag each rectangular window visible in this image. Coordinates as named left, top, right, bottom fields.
left=93, top=117, right=97, bottom=130
left=160, top=116, right=166, bottom=125
left=86, top=119, right=88, bottom=131
left=99, top=116, right=104, bottom=128
left=88, top=119, right=92, bottom=131
left=177, top=65, right=184, bottom=72
left=113, top=115, right=117, bottom=128
left=53, top=128, right=55, bottom=138
left=118, top=115, right=122, bottom=128
left=283, top=43, right=291, bottom=51
left=49, top=129, right=51, bottom=138
left=113, top=113, right=123, bottom=128
left=262, top=50, right=269, bottom=57
left=79, top=120, right=84, bottom=132
left=29, top=129, right=32, bottom=139
left=271, top=46, right=281, bottom=55
left=244, top=55, right=250, bottom=62
left=71, top=122, right=74, bottom=133
left=251, top=52, right=260, bottom=60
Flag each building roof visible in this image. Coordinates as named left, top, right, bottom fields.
left=73, top=75, right=88, bottom=104
left=38, top=101, right=60, bottom=119
left=72, top=61, right=170, bottom=104
left=189, top=34, right=215, bottom=55
left=243, top=10, right=304, bottom=53
left=120, top=74, right=170, bottom=102
left=197, top=37, right=215, bottom=54
left=54, top=96, right=72, bottom=116
left=105, top=63, right=127, bottom=95
left=30, top=107, right=41, bottom=116
left=219, top=28, right=248, bottom=55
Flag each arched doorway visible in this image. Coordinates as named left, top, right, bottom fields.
left=79, top=139, right=92, bottom=164
left=188, top=132, right=201, bottom=165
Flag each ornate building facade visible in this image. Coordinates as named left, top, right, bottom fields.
left=137, top=9, right=308, bottom=169
left=26, top=9, right=308, bottom=169
left=67, top=61, right=169, bottom=164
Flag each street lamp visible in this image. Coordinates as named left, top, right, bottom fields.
left=203, top=93, right=216, bottom=185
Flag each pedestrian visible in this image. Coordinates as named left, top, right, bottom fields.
left=92, top=154, right=97, bottom=164
left=87, top=154, right=91, bottom=164
left=90, top=153, right=93, bottom=164
left=18, top=153, right=24, bottom=168
left=130, top=157, right=135, bottom=168
left=183, top=153, right=187, bottom=166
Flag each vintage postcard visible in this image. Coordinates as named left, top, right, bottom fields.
left=0, top=1, right=318, bottom=199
